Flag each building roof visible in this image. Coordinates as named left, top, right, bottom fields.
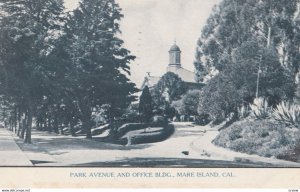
left=169, top=44, right=181, bottom=52
left=167, top=66, right=196, bottom=83
left=140, top=67, right=197, bottom=90
left=140, top=75, right=160, bottom=90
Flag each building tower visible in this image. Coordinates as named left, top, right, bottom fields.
left=168, top=42, right=181, bottom=68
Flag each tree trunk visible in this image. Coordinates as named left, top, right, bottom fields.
left=83, top=119, right=92, bottom=139
left=60, top=124, right=64, bottom=135
left=24, top=107, right=33, bottom=144
left=20, top=113, right=27, bottom=139
left=69, top=120, right=76, bottom=136
left=16, top=119, right=20, bottom=134
left=78, top=99, right=93, bottom=139
left=17, top=121, right=21, bottom=136
left=17, top=112, right=23, bottom=136
left=47, top=118, right=52, bottom=133
left=53, top=112, right=59, bottom=134
left=13, top=107, right=17, bottom=133
left=16, top=109, right=21, bottom=134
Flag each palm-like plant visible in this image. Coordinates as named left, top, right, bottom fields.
left=237, top=105, right=250, bottom=119
left=272, top=101, right=300, bottom=128
left=249, top=97, right=270, bottom=119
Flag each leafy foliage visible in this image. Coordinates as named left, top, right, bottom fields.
left=195, top=0, right=300, bottom=80
left=0, top=0, right=65, bottom=142
left=237, top=105, right=250, bottom=120
left=181, top=90, right=201, bottom=116
left=0, top=0, right=138, bottom=141
left=197, top=40, right=294, bottom=122
left=214, top=118, right=300, bottom=161
left=60, top=0, right=138, bottom=138
left=272, top=101, right=300, bottom=128
left=249, top=97, right=271, bottom=120
left=198, top=72, right=242, bottom=121
left=152, top=72, right=187, bottom=116
left=139, top=86, right=153, bottom=123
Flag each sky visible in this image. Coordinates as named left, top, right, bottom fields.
left=64, top=0, right=221, bottom=87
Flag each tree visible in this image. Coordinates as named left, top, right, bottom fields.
left=194, top=0, right=299, bottom=122
left=195, top=0, right=300, bottom=81
left=63, top=0, right=137, bottom=138
left=152, top=72, right=187, bottom=115
left=181, top=90, right=201, bottom=117
left=139, top=86, right=153, bottom=123
left=198, top=40, right=294, bottom=121
left=0, top=0, right=65, bottom=143
left=0, top=0, right=137, bottom=141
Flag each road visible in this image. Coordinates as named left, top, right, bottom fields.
left=2, top=123, right=300, bottom=167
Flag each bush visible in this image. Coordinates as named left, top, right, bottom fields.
left=249, top=97, right=271, bottom=119
left=213, top=118, right=300, bottom=161
left=237, top=105, right=250, bottom=119
left=121, top=110, right=140, bottom=123
left=198, top=74, right=242, bottom=122
left=228, top=138, right=257, bottom=154
left=195, top=114, right=211, bottom=125
left=272, top=101, right=300, bottom=128
left=150, top=115, right=168, bottom=127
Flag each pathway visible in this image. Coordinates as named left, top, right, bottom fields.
left=0, top=128, right=32, bottom=166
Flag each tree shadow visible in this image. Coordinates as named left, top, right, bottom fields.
left=73, top=157, right=274, bottom=168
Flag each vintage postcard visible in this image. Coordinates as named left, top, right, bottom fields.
left=0, top=0, right=300, bottom=189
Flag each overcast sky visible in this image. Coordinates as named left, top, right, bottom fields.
left=64, top=0, right=220, bottom=87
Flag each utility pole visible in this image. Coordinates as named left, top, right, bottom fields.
left=256, top=26, right=271, bottom=98
left=255, top=54, right=262, bottom=98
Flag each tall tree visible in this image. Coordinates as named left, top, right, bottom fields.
left=195, top=0, right=300, bottom=80
left=198, top=40, right=294, bottom=121
left=64, top=0, right=137, bottom=138
left=0, top=0, right=65, bottom=143
left=139, top=86, right=153, bottom=123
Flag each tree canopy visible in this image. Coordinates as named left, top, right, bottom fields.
left=151, top=72, right=187, bottom=116
left=195, top=0, right=298, bottom=121
left=0, top=0, right=137, bottom=141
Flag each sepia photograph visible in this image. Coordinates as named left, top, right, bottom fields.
left=0, top=0, right=300, bottom=189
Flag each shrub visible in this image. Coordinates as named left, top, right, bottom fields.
left=272, top=101, right=300, bottom=128
left=150, top=115, right=168, bottom=127
left=228, top=138, right=257, bottom=154
left=237, top=105, right=250, bottom=119
left=249, top=97, right=271, bottom=119
left=195, top=114, right=211, bottom=126
left=121, top=110, right=140, bottom=123
left=213, top=118, right=300, bottom=162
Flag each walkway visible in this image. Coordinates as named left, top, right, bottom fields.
left=0, top=128, right=32, bottom=166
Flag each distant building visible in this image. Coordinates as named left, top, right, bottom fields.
left=141, top=42, right=204, bottom=90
